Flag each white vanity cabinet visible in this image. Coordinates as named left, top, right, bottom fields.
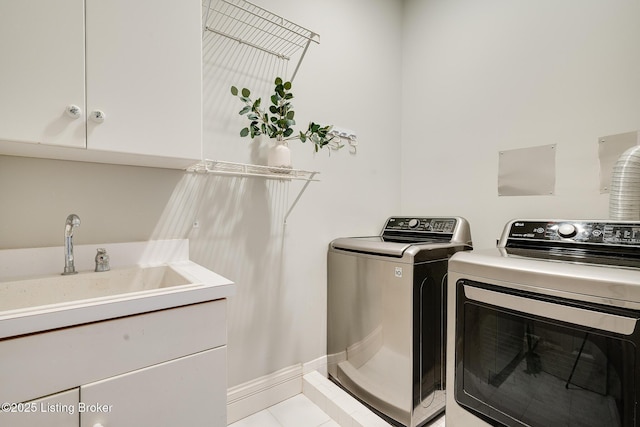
left=0, top=0, right=201, bottom=169
left=0, top=300, right=228, bottom=427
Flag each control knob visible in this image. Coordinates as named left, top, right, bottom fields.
left=557, top=223, right=577, bottom=238
left=408, top=218, right=420, bottom=229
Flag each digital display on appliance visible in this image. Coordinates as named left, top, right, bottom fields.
left=385, top=218, right=457, bottom=233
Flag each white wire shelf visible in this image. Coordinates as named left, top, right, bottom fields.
left=187, top=160, right=320, bottom=181
left=187, top=160, right=319, bottom=224
left=202, top=0, right=319, bottom=80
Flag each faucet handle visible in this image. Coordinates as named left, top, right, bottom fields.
left=95, top=248, right=110, bottom=272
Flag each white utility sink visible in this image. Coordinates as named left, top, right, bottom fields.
left=0, top=265, right=192, bottom=312
left=0, top=259, right=235, bottom=340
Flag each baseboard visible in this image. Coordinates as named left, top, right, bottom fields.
left=303, top=355, right=328, bottom=377
left=227, top=356, right=328, bottom=425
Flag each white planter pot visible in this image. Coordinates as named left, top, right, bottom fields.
left=267, top=139, right=292, bottom=172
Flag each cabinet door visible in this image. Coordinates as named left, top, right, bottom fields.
left=0, top=388, right=79, bottom=427
left=80, top=347, right=226, bottom=427
left=0, top=0, right=85, bottom=148
left=85, top=0, right=202, bottom=162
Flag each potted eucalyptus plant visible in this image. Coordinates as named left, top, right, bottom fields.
left=230, top=77, right=339, bottom=170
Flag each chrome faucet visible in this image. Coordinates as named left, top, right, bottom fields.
left=62, top=214, right=81, bottom=275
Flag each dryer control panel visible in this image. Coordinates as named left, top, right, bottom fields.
left=503, top=220, right=640, bottom=247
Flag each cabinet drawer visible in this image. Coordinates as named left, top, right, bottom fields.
left=0, top=300, right=226, bottom=404
left=0, top=388, right=79, bottom=427
left=81, top=347, right=226, bottom=427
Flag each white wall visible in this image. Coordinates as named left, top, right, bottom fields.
left=0, top=156, right=186, bottom=249
left=195, top=0, right=404, bottom=387
left=401, top=0, right=640, bottom=249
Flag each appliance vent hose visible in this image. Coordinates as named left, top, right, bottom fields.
left=610, top=145, right=640, bottom=220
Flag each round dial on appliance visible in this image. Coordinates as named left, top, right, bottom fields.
left=408, top=218, right=420, bottom=228
left=557, top=223, right=577, bottom=238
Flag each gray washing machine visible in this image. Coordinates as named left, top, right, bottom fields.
left=327, top=217, right=472, bottom=427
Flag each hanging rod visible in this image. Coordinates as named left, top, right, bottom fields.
left=205, top=27, right=292, bottom=60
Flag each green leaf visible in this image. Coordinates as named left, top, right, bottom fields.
left=232, top=78, right=336, bottom=152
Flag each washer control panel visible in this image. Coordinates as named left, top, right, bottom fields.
left=384, top=217, right=457, bottom=234
left=505, top=220, right=640, bottom=246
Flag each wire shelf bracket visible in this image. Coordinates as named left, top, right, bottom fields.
left=186, top=160, right=319, bottom=223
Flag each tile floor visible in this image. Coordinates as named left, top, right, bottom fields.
left=229, top=394, right=339, bottom=427
left=228, top=389, right=446, bottom=427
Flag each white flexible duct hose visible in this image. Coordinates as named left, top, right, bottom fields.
left=609, top=145, right=640, bottom=220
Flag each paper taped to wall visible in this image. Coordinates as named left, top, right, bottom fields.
left=498, top=144, right=556, bottom=196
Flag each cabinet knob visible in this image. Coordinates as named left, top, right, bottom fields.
left=65, top=104, right=82, bottom=119
left=90, top=110, right=106, bottom=123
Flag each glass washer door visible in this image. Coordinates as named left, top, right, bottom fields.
left=455, top=280, right=639, bottom=427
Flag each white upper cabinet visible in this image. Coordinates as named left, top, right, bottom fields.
left=0, top=0, right=202, bottom=169
left=85, top=0, right=202, bottom=162
left=0, top=0, right=86, bottom=148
